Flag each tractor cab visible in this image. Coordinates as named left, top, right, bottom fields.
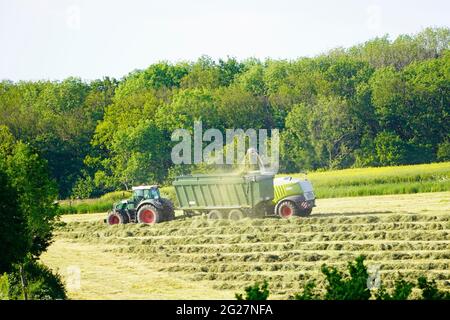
left=132, top=185, right=160, bottom=202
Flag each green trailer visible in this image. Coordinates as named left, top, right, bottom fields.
left=172, top=171, right=275, bottom=219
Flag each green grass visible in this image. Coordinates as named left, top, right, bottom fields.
left=58, top=191, right=132, bottom=214
left=289, top=162, right=450, bottom=198
left=58, top=162, right=450, bottom=214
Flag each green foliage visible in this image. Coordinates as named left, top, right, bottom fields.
left=292, top=281, right=318, bottom=300
left=71, top=171, right=95, bottom=199
left=58, top=190, right=132, bottom=214
left=235, top=280, right=269, bottom=300
left=417, top=276, right=450, bottom=300
left=0, top=273, right=9, bottom=300
left=437, top=140, right=450, bottom=161
left=4, top=143, right=59, bottom=257
left=6, top=258, right=66, bottom=300
left=374, top=131, right=409, bottom=165
left=375, top=279, right=414, bottom=300
left=321, top=255, right=371, bottom=300
left=0, top=168, right=29, bottom=273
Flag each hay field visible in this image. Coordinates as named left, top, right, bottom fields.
left=41, top=192, right=450, bottom=299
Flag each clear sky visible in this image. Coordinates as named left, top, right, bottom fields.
left=1, top=0, right=448, bottom=81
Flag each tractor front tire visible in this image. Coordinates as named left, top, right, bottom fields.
left=137, top=204, right=161, bottom=224
left=107, top=211, right=127, bottom=225
left=159, top=198, right=175, bottom=221
left=276, top=201, right=299, bottom=219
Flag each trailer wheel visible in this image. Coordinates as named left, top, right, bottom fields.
left=207, top=210, right=223, bottom=220
left=107, top=211, right=126, bottom=225
left=277, top=201, right=298, bottom=218
left=137, top=204, right=161, bottom=224
left=228, top=209, right=244, bottom=220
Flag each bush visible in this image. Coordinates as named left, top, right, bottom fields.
left=292, top=281, right=318, bottom=300
left=6, top=259, right=67, bottom=300
left=417, top=276, right=450, bottom=300
left=375, top=279, right=414, bottom=300
left=321, top=255, right=371, bottom=300
left=235, top=280, right=269, bottom=300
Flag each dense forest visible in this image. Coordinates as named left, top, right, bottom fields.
left=0, top=27, right=449, bottom=199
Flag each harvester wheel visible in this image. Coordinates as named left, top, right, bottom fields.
left=277, top=201, right=298, bottom=219
left=137, top=204, right=161, bottom=224
left=207, top=210, right=223, bottom=220
left=228, top=209, right=244, bottom=220
left=107, top=211, right=126, bottom=225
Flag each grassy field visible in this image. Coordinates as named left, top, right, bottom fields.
left=41, top=191, right=450, bottom=299
left=300, top=162, right=450, bottom=198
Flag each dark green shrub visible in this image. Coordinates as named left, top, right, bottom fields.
left=417, top=276, right=450, bottom=300
left=375, top=279, right=414, bottom=300
left=292, top=281, right=318, bottom=300
left=6, top=259, right=67, bottom=300
left=235, top=280, right=269, bottom=300
left=321, top=255, right=371, bottom=300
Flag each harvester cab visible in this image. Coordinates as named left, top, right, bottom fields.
left=273, top=176, right=316, bottom=218
left=106, top=185, right=175, bottom=225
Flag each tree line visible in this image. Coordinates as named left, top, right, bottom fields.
left=0, top=27, right=449, bottom=199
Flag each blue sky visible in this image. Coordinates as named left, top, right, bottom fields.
left=0, top=0, right=448, bottom=81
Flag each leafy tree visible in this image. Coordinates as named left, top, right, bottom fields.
left=374, top=131, right=409, bottom=166
left=308, top=95, right=360, bottom=169
left=0, top=168, right=28, bottom=273
left=3, top=142, right=59, bottom=257
left=437, top=139, right=450, bottom=161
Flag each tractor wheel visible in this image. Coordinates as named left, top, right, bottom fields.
left=276, top=201, right=299, bottom=219
left=207, top=210, right=223, bottom=220
left=137, top=204, right=161, bottom=224
left=228, top=209, right=245, bottom=220
left=107, top=211, right=126, bottom=225
left=159, top=198, right=175, bottom=221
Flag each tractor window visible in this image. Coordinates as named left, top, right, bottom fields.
left=148, top=188, right=160, bottom=199
left=134, top=189, right=144, bottom=199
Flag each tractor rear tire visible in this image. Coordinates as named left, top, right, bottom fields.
left=159, top=198, right=175, bottom=221
left=137, top=204, right=161, bottom=224
left=207, top=210, right=223, bottom=220
left=228, top=209, right=245, bottom=220
left=107, top=211, right=127, bottom=225
left=276, top=201, right=299, bottom=219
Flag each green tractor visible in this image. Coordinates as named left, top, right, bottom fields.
left=272, top=176, right=316, bottom=218
left=106, top=185, right=175, bottom=225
